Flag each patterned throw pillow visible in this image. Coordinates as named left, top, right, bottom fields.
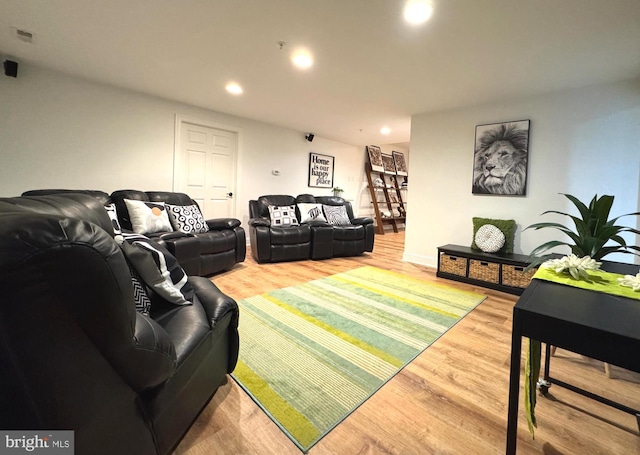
left=297, top=203, right=327, bottom=223
left=166, top=204, right=209, bottom=234
left=124, top=199, right=173, bottom=235
left=104, top=203, right=123, bottom=236
left=474, top=224, right=506, bottom=253
left=323, top=205, right=351, bottom=226
left=471, top=217, right=516, bottom=254
left=127, top=263, right=152, bottom=315
left=268, top=205, right=299, bottom=226
left=120, top=233, right=194, bottom=306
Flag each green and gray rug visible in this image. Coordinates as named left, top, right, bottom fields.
left=231, top=266, right=486, bottom=452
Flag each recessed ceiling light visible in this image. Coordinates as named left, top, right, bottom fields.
left=225, top=82, right=243, bottom=95
left=291, top=49, right=313, bottom=70
left=404, top=0, right=433, bottom=25
left=381, top=126, right=391, bottom=135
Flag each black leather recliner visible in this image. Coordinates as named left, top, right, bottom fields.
left=0, top=194, right=239, bottom=455
left=305, top=194, right=375, bottom=257
left=111, top=189, right=246, bottom=276
left=248, top=195, right=312, bottom=263
left=248, top=194, right=374, bottom=263
left=22, top=189, right=247, bottom=277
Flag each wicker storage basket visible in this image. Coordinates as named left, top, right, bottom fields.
left=502, top=264, right=536, bottom=288
left=439, top=253, right=467, bottom=277
left=468, top=259, right=500, bottom=284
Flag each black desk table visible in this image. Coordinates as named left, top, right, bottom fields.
left=506, top=261, right=640, bottom=454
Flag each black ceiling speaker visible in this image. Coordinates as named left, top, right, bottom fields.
left=305, top=133, right=314, bottom=142
left=4, top=60, right=18, bottom=78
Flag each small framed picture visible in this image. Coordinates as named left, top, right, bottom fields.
left=308, top=153, right=334, bottom=188
left=367, top=145, right=384, bottom=172
left=381, top=153, right=396, bottom=174
left=392, top=151, right=407, bottom=176
left=472, top=119, right=530, bottom=196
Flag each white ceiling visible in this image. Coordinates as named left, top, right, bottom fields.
left=2, top=0, right=640, bottom=147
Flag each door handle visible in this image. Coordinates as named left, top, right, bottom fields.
left=226, top=192, right=233, bottom=198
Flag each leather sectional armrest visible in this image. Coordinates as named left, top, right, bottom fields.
left=189, top=276, right=240, bottom=372
left=351, top=217, right=374, bottom=225
left=156, top=231, right=194, bottom=240
left=248, top=217, right=271, bottom=227
left=129, top=313, right=177, bottom=391
left=304, top=220, right=331, bottom=227
left=206, top=218, right=241, bottom=230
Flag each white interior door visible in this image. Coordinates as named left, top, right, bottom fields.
left=175, top=119, right=237, bottom=219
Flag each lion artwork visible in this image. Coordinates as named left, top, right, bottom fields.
left=472, top=122, right=529, bottom=195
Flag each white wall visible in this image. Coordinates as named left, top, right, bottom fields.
left=0, top=64, right=367, bottom=229
left=405, top=78, right=640, bottom=267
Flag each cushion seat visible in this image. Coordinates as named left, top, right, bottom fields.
left=332, top=224, right=365, bottom=241
left=270, top=225, right=311, bottom=245
left=196, top=230, right=238, bottom=254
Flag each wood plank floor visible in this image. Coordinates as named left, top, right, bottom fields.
left=175, top=232, right=640, bottom=454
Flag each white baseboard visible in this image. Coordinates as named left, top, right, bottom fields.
left=402, top=252, right=437, bottom=269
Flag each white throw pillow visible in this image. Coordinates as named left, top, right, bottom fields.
left=297, top=203, right=327, bottom=223
left=124, top=199, right=173, bottom=235
left=268, top=205, right=300, bottom=226
left=474, top=224, right=506, bottom=253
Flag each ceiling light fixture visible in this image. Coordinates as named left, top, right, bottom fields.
left=403, top=0, right=434, bottom=25
left=225, top=82, right=243, bottom=95
left=380, top=126, right=391, bottom=135
left=291, top=49, right=313, bottom=70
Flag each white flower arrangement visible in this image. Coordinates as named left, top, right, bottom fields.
left=542, top=254, right=602, bottom=281
left=618, top=273, right=640, bottom=292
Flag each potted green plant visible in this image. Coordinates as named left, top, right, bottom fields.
left=526, top=193, right=640, bottom=267
left=332, top=186, right=344, bottom=197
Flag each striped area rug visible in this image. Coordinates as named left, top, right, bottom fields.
left=231, top=266, right=486, bottom=452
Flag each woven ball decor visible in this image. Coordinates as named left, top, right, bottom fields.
left=474, top=224, right=506, bottom=253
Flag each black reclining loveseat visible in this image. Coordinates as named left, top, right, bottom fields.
left=0, top=193, right=239, bottom=455
left=22, top=189, right=246, bottom=277
left=248, top=194, right=374, bottom=263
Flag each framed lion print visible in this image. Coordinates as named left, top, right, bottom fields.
left=472, top=119, right=530, bottom=196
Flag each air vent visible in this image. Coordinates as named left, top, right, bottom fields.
left=11, top=27, right=34, bottom=43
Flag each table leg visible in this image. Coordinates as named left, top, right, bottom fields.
left=537, top=343, right=552, bottom=395
left=506, top=310, right=523, bottom=455
left=543, top=343, right=551, bottom=380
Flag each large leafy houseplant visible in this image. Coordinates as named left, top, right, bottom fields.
left=526, top=193, right=640, bottom=267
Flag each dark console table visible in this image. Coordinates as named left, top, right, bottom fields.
left=506, top=260, right=640, bottom=454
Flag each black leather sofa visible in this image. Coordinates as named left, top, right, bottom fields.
left=0, top=193, right=239, bottom=455
left=22, top=189, right=246, bottom=277
left=248, top=194, right=374, bottom=263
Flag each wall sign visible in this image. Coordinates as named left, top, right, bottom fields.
left=308, top=153, right=334, bottom=188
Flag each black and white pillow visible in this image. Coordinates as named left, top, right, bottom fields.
left=124, top=199, right=173, bottom=235
left=128, top=263, right=152, bottom=315
left=323, top=205, right=351, bottom=226
left=166, top=204, right=209, bottom=234
left=120, top=233, right=194, bottom=305
left=297, top=203, right=327, bottom=223
left=268, top=205, right=300, bottom=226
left=104, top=203, right=123, bottom=236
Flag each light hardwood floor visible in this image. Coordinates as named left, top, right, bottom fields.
left=175, top=232, right=640, bottom=454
